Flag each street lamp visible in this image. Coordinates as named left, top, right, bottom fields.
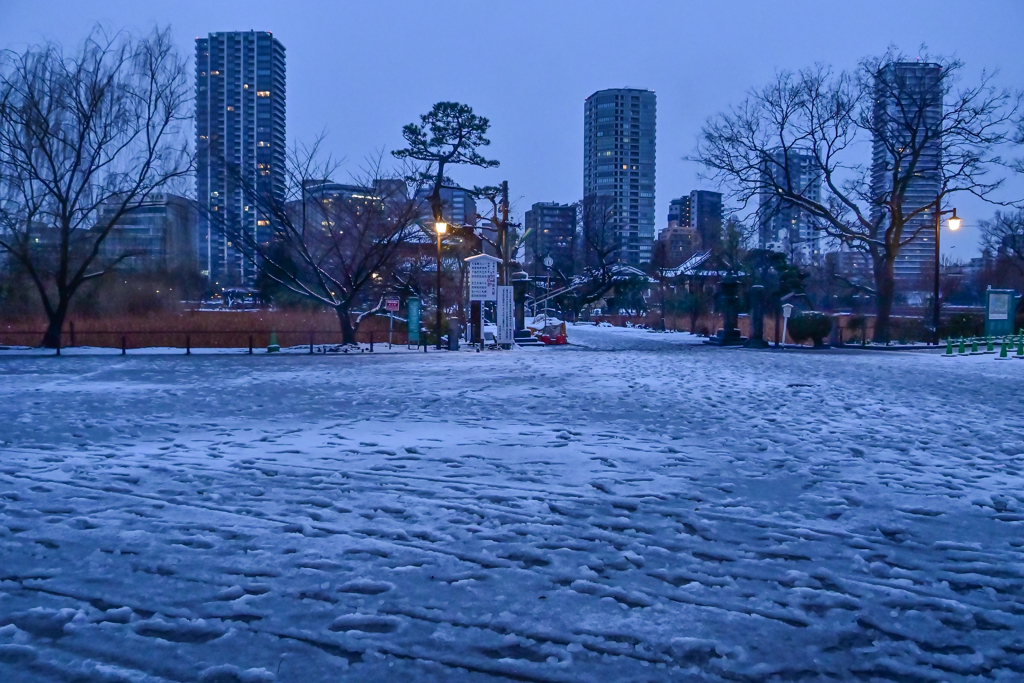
left=932, top=201, right=959, bottom=346
left=435, top=221, right=447, bottom=349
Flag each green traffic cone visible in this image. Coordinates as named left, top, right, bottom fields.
left=997, top=340, right=1009, bottom=360
left=970, top=338, right=983, bottom=355
left=267, top=331, right=280, bottom=353
left=958, top=338, right=966, bottom=355
left=1015, top=337, right=1024, bottom=359
left=985, top=337, right=996, bottom=354
left=943, top=338, right=954, bottom=356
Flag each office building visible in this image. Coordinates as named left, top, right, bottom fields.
left=524, top=202, right=576, bottom=276
left=414, top=187, right=478, bottom=228
left=196, top=31, right=286, bottom=288
left=758, top=149, right=823, bottom=264
left=98, top=194, right=199, bottom=274
left=583, top=88, right=656, bottom=265
left=870, top=62, right=943, bottom=284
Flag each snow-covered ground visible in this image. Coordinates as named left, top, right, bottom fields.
left=1, top=326, right=1022, bottom=682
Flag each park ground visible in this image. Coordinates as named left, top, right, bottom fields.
left=0, top=326, right=1022, bottom=682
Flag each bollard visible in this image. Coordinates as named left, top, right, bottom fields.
left=55, top=340, right=60, bottom=356
left=249, top=335, right=253, bottom=355
left=122, top=336, right=126, bottom=355
left=370, top=333, right=374, bottom=352
left=943, top=338, right=954, bottom=356
left=186, top=335, right=191, bottom=355
left=997, top=340, right=1009, bottom=360
left=423, top=341, right=427, bottom=353
left=309, top=332, right=314, bottom=355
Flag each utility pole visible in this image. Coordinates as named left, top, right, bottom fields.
left=500, top=180, right=510, bottom=286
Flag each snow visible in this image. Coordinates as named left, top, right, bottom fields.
left=1, top=327, right=1023, bottom=681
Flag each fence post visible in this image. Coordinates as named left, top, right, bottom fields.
left=249, top=335, right=253, bottom=355
left=309, top=332, right=314, bottom=354
left=121, top=336, right=126, bottom=355
left=370, top=332, right=373, bottom=352
left=69, top=321, right=75, bottom=347
left=186, top=335, right=191, bottom=355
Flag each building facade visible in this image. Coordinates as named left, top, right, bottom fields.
left=98, top=194, right=198, bottom=274
left=583, top=88, right=656, bottom=265
left=196, top=31, right=286, bottom=288
left=758, top=149, right=824, bottom=265
left=657, top=190, right=721, bottom=265
left=689, top=190, right=723, bottom=253
left=414, top=187, right=478, bottom=228
left=524, top=202, right=576, bottom=276
left=870, top=62, right=943, bottom=285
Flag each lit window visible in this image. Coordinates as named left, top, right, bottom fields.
left=226, top=106, right=234, bottom=111
left=257, top=90, right=270, bottom=97
left=257, top=220, right=269, bottom=226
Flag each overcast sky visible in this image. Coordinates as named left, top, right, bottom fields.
left=2, top=0, right=1022, bottom=258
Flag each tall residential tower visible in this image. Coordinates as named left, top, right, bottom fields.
left=196, top=31, right=286, bottom=287
left=870, top=62, right=943, bottom=285
left=758, top=149, right=823, bottom=265
left=584, top=88, right=656, bottom=265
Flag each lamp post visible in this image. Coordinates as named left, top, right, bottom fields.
left=435, top=221, right=447, bottom=349
left=932, top=199, right=960, bottom=346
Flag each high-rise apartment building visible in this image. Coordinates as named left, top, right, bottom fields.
left=870, top=62, right=943, bottom=284
left=524, top=202, right=576, bottom=276
left=658, top=190, right=722, bottom=264
left=689, top=190, right=723, bottom=252
left=583, top=88, right=656, bottom=265
left=758, top=149, right=823, bottom=264
left=196, top=31, right=286, bottom=287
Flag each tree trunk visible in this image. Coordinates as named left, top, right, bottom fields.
left=873, top=258, right=896, bottom=344
left=336, top=306, right=357, bottom=345
left=41, top=300, right=70, bottom=349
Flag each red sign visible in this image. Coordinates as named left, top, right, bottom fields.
left=385, top=297, right=400, bottom=312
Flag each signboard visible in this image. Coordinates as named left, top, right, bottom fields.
left=989, top=292, right=1009, bottom=320
left=385, top=296, right=400, bottom=312
left=467, top=255, right=499, bottom=301
left=407, top=297, right=420, bottom=345
left=985, top=289, right=1019, bottom=337
left=497, top=285, right=515, bottom=344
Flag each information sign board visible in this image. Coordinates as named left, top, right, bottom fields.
left=497, top=286, right=514, bottom=344
left=407, top=297, right=420, bottom=345
left=468, top=257, right=498, bottom=301
left=385, top=297, right=400, bottom=312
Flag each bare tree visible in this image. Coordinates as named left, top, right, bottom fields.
left=694, top=50, right=1019, bottom=342
left=0, top=27, right=192, bottom=347
left=573, top=194, right=623, bottom=308
left=472, top=182, right=530, bottom=283
left=210, top=141, right=423, bottom=344
left=980, top=209, right=1024, bottom=276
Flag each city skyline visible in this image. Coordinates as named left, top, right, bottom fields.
left=2, top=1, right=1022, bottom=261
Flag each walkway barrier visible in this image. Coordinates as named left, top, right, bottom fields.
left=943, top=333, right=1024, bottom=361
